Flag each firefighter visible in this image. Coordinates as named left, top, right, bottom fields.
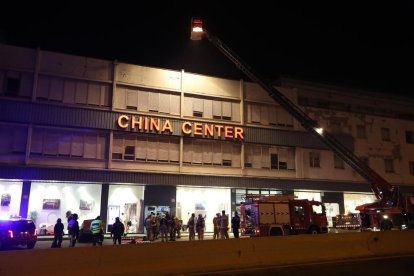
left=213, top=213, right=220, bottom=239
left=220, top=210, right=229, bottom=239
left=90, top=216, right=104, bottom=246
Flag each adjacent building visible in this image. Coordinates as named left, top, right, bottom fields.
left=1, top=43, right=413, bottom=232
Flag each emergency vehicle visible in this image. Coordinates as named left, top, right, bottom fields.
left=240, top=194, right=328, bottom=236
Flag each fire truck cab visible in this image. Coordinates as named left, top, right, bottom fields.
left=240, top=195, right=328, bottom=236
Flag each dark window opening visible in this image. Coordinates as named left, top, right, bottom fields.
left=193, top=111, right=203, bottom=117
left=271, top=154, right=278, bottom=169
left=5, top=78, right=20, bottom=96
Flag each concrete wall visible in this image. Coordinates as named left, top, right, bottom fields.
left=1, top=231, right=414, bottom=275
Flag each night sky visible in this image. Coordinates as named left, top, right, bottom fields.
left=1, top=2, right=413, bottom=97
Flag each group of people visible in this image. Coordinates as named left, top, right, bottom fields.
left=51, top=211, right=125, bottom=248
left=50, top=210, right=241, bottom=247
left=211, top=210, right=241, bottom=239
left=144, top=212, right=183, bottom=242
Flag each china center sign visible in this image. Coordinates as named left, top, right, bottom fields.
left=117, top=115, right=244, bottom=140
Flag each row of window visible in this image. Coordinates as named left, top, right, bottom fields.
left=246, top=103, right=294, bottom=127
left=0, top=70, right=33, bottom=98
left=3, top=71, right=414, bottom=141
left=183, top=96, right=240, bottom=121
left=115, top=86, right=181, bottom=115
left=0, top=125, right=412, bottom=174
left=36, top=75, right=111, bottom=107
left=30, top=128, right=107, bottom=159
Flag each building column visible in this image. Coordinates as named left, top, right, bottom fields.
left=322, top=192, right=345, bottom=215
left=100, top=183, right=109, bottom=231
left=19, top=181, right=31, bottom=218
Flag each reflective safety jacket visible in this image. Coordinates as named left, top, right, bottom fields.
left=90, top=219, right=103, bottom=234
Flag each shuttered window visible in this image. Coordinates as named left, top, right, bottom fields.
left=149, top=92, right=159, bottom=112
left=87, top=84, right=101, bottom=106
left=202, top=141, right=213, bottom=164
left=36, top=76, right=49, bottom=100
left=71, top=134, right=84, bottom=157
left=84, top=134, right=97, bottom=159
left=43, top=132, right=59, bottom=156
left=58, top=132, right=71, bottom=156
left=203, top=99, right=213, bottom=119
left=251, top=105, right=261, bottom=123
left=138, top=91, right=149, bottom=112
left=158, top=137, right=169, bottom=161
left=30, top=129, right=44, bottom=155
left=232, top=144, right=241, bottom=167
left=135, top=136, right=147, bottom=161
left=183, top=139, right=192, bottom=164
left=192, top=140, right=203, bottom=164
left=169, top=138, right=180, bottom=163
left=63, top=80, right=76, bottom=104
left=170, top=94, right=180, bottom=115
left=222, top=102, right=232, bottom=120
left=159, top=93, right=170, bottom=114
left=126, top=90, right=138, bottom=110
left=147, top=137, right=158, bottom=161
left=75, top=82, right=88, bottom=104
left=49, top=78, right=64, bottom=102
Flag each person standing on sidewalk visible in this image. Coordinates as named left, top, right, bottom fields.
left=90, top=216, right=104, bottom=246
left=213, top=213, right=220, bottom=240
left=187, top=213, right=196, bottom=241
left=111, top=217, right=125, bottom=245
left=220, top=210, right=229, bottom=239
left=67, top=213, right=79, bottom=247
left=231, top=211, right=241, bottom=238
left=51, top=218, right=64, bottom=248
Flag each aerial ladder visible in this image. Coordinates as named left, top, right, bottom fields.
left=190, top=18, right=410, bottom=229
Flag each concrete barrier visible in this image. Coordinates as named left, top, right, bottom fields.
left=1, top=231, right=414, bottom=275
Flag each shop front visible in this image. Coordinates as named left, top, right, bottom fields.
left=344, top=193, right=376, bottom=214
left=107, top=184, right=144, bottom=233
left=176, top=186, right=231, bottom=232
left=0, top=180, right=22, bottom=219
left=27, top=181, right=102, bottom=234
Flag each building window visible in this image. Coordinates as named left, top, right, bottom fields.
left=356, top=125, right=366, bottom=139
left=245, top=145, right=295, bottom=170
left=184, top=96, right=240, bottom=122
left=381, top=128, right=391, bottom=141
left=334, top=155, right=344, bottom=169
left=384, top=158, right=394, bottom=173
left=271, top=154, right=278, bottom=169
left=183, top=139, right=241, bottom=167
left=37, top=75, right=111, bottom=107
left=247, top=103, right=293, bottom=128
left=409, top=161, right=414, bottom=175
left=406, top=131, right=414, bottom=144
left=309, top=152, right=320, bottom=168
left=0, top=124, right=28, bottom=155
left=30, top=127, right=106, bottom=159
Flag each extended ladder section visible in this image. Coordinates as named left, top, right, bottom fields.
left=202, top=30, right=402, bottom=209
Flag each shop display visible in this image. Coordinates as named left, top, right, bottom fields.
left=1, top=193, right=11, bottom=207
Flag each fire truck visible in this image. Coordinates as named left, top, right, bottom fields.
left=190, top=19, right=414, bottom=231
left=240, top=194, right=328, bottom=236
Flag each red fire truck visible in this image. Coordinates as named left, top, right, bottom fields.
left=240, top=195, right=328, bottom=236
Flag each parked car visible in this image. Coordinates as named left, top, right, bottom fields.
left=0, top=218, right=37, bottom=249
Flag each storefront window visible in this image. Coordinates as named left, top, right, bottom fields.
left=0, top=181, right=22, bottom=219
left=176, top=187, right=231, bottom=232
left=28, top=182, right=102, bottom=234
left=344, top=193, right=376, bottom=214
left=294, top=191, right=321, bottom=202
left=108, top=185, right=144, bottom=233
